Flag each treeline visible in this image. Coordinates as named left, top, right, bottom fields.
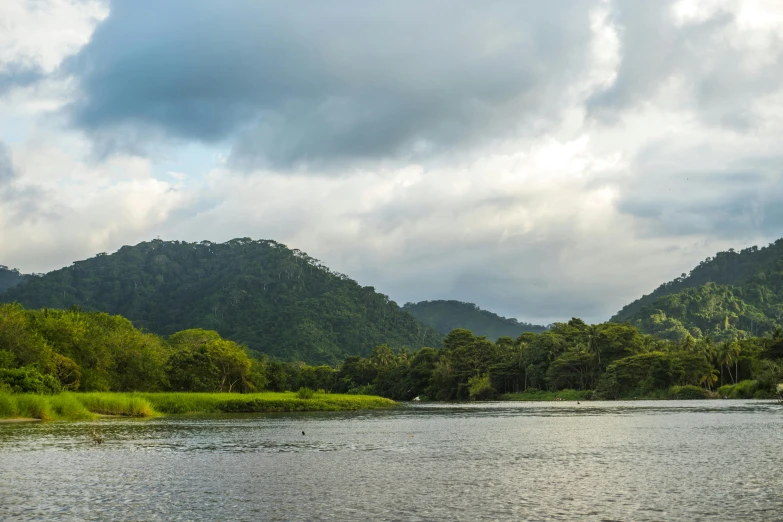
left=2, top=304, right=782, bottom=400
left=330, top=319, right=783, bottom=400
left=0, top=304, right=270, bottom=394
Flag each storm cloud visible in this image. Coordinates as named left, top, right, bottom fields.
left=2, top=0, right=783, bottom=324
left=64, top=0, right=600, bottom=167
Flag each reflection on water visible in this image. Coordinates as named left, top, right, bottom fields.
left=1, top=400, right=782, bottom=521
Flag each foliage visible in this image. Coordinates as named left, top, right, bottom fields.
left=613, top=240, right=783, bottom=341
left=467, top=373, right=495, bottom=400
left=2, top=301, right=780, bottom=405
left=0, top=367, right=61, bottom=394
left=296, top=387, right=315, bottom=399
left=667, top=385, right=709, bottom=400
left=0, top=265, right=28, bottom=295
left=403, top=300, right=547, bottom=340
left=333, top=320, right=781, bottom=402
left=2, top=238, right=442, bottom=364
left=717, top=380, right=759, bottom=399
left=76, top=392, right=156, bottom=417
left=0, top=391, right=396, bottom=419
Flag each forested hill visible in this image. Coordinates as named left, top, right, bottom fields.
left=403, top=300, right=548, bottom=340
left=0, top=266, right=28, bottom=294
left=612, top=239, right=783, bottom=340
left=0, top=238, right=442, bottom=364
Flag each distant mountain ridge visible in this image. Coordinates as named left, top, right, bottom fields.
left=0, top=265, right=28, bottom=294
left=403, top=300, right=548, bottom=340
left=1, top=238, right=442, bottom=364
left=613, top=239, right=783, bottom=340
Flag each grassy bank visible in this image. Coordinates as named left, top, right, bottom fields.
left=0, top=392, right=397, bottom=421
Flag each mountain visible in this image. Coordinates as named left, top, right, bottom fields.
left=1, top=238, right=442, bottom=364
left=402, top=300, right=548, bottom=340
left=0, top=266, right=28, bottom=294
left=613, top=239, right=783, bottom=340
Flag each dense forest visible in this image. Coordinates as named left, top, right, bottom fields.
left=2, top=304, right=780, bottom=401
left=613, top=240, right=783, bottom=341
left=0, top=239, right=442, bottom=364
left=0, top=266, right=28, bottom=294
left=403, top=300, right=547, bottom=340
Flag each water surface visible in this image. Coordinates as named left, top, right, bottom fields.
left=1, top=400, right=782, bottom=521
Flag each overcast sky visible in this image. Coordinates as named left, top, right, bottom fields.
left=2, top=0, right=783, bottom=324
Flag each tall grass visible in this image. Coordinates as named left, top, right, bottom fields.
left=76, top=393, right=156, bottom=417
left=138, top=392, right=396, bottom=414
left=0, top=391, right=396, bottom=420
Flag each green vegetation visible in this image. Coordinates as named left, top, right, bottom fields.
left=613, top=240, right=783, bottom=341
left=136, top=392, right=394, bottom=414
left=0, top=265, right=28, bottom=294
left=0, top=238, right=442, bottom=364
left=4, top=237, right=783, bottom=408
left=330, top=320, right=783, bottom=401
left=0, top=391, right=396, bottom=420
left=403, top=300, right=547, bottom=340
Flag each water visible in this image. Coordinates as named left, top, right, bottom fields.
left=1, top=400, right=782, bottom=521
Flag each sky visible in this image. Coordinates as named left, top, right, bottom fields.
left=2, top=0, right=783, bottom=324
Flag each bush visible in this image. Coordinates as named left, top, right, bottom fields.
left=753, top=389, right=773, bottom=399
left=297, top=387, right=315, bottom=399
left=668, top=385, right=708, bottom=400
left=468, top=373, right=495, bottom=400
left=719, top=380, right=760, bottom=399
left=0, top=367, right=61, bottom=394
left=718, top=380, right=760, bottom=399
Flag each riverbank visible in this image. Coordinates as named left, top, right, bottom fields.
left=0, top=392, right=397, bottom=421
left=499, top=381, right=779, bottom=401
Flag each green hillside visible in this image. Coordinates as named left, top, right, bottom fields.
left=403, top=300, right=548, bottom=340
left=0, top=266, right=28, bottom=294
left=1, top=238, right=442, bottom=364
left=613, top=239, right=783, bottom=340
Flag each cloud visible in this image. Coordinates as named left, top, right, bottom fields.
left=0, top=63, right=45, bottom=95
left=0, top=141, right=14, bottom=185
left=4, top=0, right=783, bottom=326
left=63, top=0, right=602, bottom=167
left=588, top=0, right=783, bottom=130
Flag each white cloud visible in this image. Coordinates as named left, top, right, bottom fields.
left=0, top=0, right=107, bottom=72
left=2, top=0, right=783, bottom=325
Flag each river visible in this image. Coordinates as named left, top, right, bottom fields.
left=1, top=400, right=781, bottom=521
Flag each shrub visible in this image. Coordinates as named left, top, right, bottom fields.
left=718, top=380, right=760, bottom=399
left=668, top=385, right=708, bottom=400
left=0, top=367, right=61, bottom=394
left=297, top=387, right=315, bottom=399
left=468, top=373, right=495, bottom=401
left=753, top=389, right=773, bottom=399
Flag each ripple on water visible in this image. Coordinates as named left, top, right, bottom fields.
left=0, top=400, right=782, bottom=521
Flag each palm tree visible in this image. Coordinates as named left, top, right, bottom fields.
left=699, top=367, right=719, bottom=391
left=719, top=341, right=740, bottom=385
